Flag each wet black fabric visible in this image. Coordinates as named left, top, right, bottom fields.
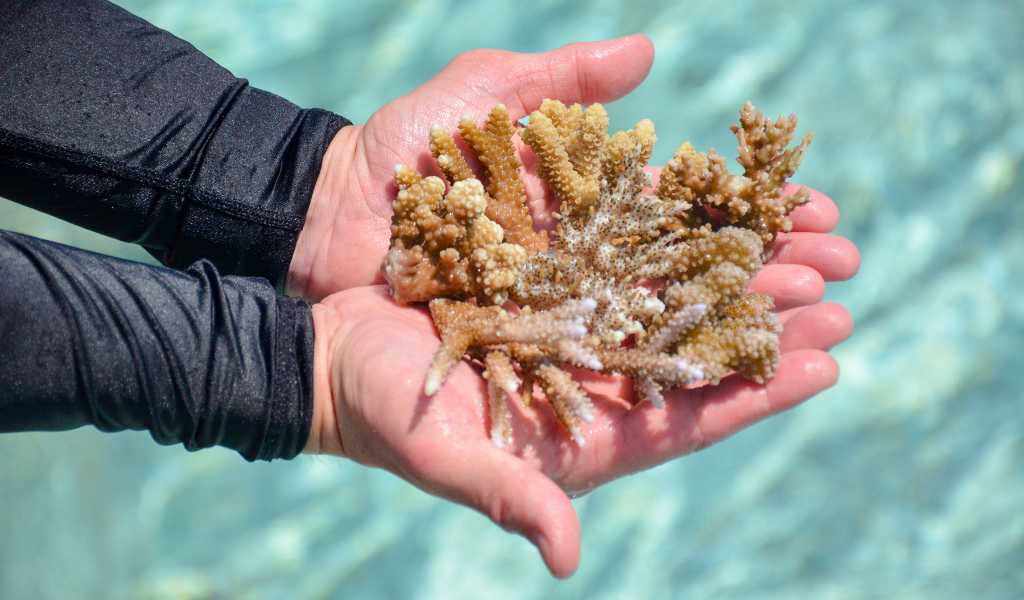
left=0, top=0, right=352, bottom=458
left=0, top=231, right=315, bottom=461
left=0, top=0, right=350, bottom=292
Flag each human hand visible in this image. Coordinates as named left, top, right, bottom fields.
left=285, top=35, right=660, bottom=301
left=302, top=189, right=859, bottom=578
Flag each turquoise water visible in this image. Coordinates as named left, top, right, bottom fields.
left=2, top=0, right=1023, bottom=597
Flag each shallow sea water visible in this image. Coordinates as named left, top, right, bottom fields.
left=2, top=0, right=1023, bottom=598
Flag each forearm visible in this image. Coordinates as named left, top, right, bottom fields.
left=0, top=230, right=314, bottom=460
left=0, top=0, right=349, bottom=291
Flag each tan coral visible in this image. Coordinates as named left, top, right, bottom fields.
left=384, top=100, right=813, bottom=446
left=673, top=293, right=782, bottom=384
left=429, top=125, right=474, bottom=184
left=600, top=118, right=656, bottom=183
left=534, top=99, right=609, bottom=190
left=483, top=351, right=518, bottom=448
left=521, top=110, right=600, bottom=216
left=458, top=105, right=548, bottom=253
left=383, top=176, right=527, bottom=305
left=655, top=102, right=814, bottom=257
left=426, top=297, right=600, bottom=442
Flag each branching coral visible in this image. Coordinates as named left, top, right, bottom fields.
left=381, top=166, right=529, bottom=306
left=382, top=100, right=812, bottom=446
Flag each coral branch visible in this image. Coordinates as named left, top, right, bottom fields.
left=460, top=105, right=548, bottom=253
left=484, top=351, right=518, bottom=449
left=429, top=125, right=474, bottom=184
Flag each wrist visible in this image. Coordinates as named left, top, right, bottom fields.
left=303, top=303, right=346, bottom=456
left=286, top=125, right=361, bottom=301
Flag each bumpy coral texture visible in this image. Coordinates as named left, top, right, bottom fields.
left=382, top=100, right=813, bottom=448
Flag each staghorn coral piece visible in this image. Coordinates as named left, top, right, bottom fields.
left=458, top=105, right=549, bottom=253
left=383, top=100, right=813, bottom=446
left=657, top=101, right=814, bottom=258
left=429, top=125, right=474, bottom=184
left=427, top=297, right=601, bottom=446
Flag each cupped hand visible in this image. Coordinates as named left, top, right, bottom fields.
left=286, top=35, right=658, bottom=301
left=302, top=187, right=859, bottom=578
left=290, top=33, right=861, bottom=578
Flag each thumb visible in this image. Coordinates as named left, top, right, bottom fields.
left=432, top=34, right=655, bottom=119
left=419, top=444, right=582, bottom=577
left=476, top=452, right=582, bottom=578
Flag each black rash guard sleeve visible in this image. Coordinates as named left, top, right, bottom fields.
left=0, top=230, right=315, bottom=461
left=0, top=0, right=351, bottom=292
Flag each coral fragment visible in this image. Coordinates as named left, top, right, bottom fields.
left=384, top=100, right=812, bottom=447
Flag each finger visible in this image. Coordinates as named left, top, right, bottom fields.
left=509, top=34, right=655, bottom=116
left=645, top=165, right=662, bottom=189
left=437, top=35, right=655, bottom=119
left=785, top=184, right=839, bottom=233
left=610, top=350, right=837, bottom=473
left=408, top=442, right=582, bottom=578
left=748, top=264, right=825, bottom=311
left=684, top=349, right=839, bottom=448
left=645, top=180, right=835, bottom=232
left=777, top=302, right=853, bottom=353
left=769, top=232, right=861, bottom=282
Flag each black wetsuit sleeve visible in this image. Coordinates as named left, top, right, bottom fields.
left=0, top=0, right=351, bottom=291
left=0, top=230, right=314, bottom=461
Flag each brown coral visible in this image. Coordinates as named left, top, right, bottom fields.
left=383, top=100, right=813, bottom=446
